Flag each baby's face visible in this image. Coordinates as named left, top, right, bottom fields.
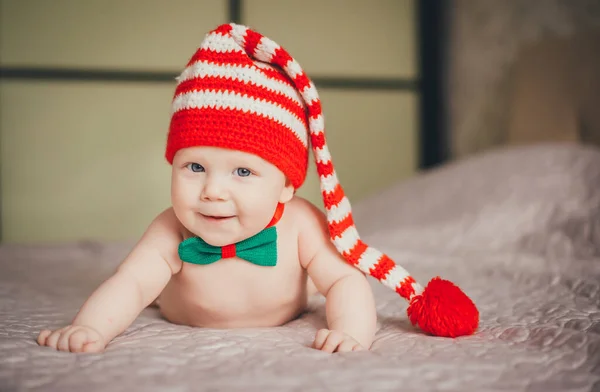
left=171, top=146, right=294, bottom=246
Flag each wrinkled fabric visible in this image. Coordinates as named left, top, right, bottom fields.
left=1, top=143, right=599, bottom=392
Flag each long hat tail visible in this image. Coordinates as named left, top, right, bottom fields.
left=225, top=23, right=479, bottom=337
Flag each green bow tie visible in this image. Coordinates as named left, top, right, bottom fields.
left=178, top=227, right=278, bottom=267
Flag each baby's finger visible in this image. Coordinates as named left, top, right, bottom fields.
left=82, top=340, right=105, bottom=353
left=69, top=330, right=91, bottom=353
left=352, top=343, right=365, bottom=352
left=45, top=329, right=66, bottom=349
left=336, top=339, right=357, bottom=353
left=312, top=329, right=330, bottom=350
left=57, top=327, right=80, bottom=352
left=45, top=326, right=70, bottom=349
left=37, top=329, right=52, bottom=346
left=321, top=331, right=344, bottom=353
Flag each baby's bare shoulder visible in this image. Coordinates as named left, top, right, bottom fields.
left=144, top=207, right=184, bottom=239
left=285, top=197, right=332, bottom=266
left=133, top=207, right=184, bottom=274
left=286, top=196, right=326, bottom=227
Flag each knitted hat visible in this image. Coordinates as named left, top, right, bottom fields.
left=166, top=23, right=479, bottom=338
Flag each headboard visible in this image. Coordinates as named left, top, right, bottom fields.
left=445, top=0, right=600, bottom=158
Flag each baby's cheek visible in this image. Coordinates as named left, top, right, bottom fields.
left=237, top=213, right=268, bottom=234
left=170, top=191, right=187, bottom=211
left=172, top=206, right=198, bottom=234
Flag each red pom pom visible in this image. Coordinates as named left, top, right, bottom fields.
left=407, top=277, right=479, bottom=337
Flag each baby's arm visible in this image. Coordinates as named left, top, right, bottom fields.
left=37, top=208, right=183, bottom=353
left=296, top=199, right=377, bottom=353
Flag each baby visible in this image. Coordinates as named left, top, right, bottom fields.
left=37, top=23, right=479, bottom=354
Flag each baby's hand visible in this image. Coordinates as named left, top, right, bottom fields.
left=37, top=325, right=106, bottom=353
left=312, top=329, right=365, bottom=353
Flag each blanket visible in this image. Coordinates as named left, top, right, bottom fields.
left=1, top=143, right=599, bottom=391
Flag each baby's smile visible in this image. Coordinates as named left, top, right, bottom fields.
left=198, top=213, right=236, bottom=222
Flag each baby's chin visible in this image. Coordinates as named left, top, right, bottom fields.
left=198, top=234, right=242, bottom=247
left=186, top=224, right=261, bottom=247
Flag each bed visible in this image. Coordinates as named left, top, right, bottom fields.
left=1, top=143, right=599, bottom=391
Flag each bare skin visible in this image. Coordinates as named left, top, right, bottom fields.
left=38, top=148, right=377, bottom=354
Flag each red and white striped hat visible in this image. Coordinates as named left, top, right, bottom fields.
left=166, top=23, right=479, bottom=337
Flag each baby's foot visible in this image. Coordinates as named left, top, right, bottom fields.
left=37, top=325, right=105, bottom=353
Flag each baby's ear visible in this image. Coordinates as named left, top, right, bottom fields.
left=279, top=178, right=295, bottom=203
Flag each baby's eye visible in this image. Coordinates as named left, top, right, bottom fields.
left=186, top=163, right=205, bottom=173
left=235, top=168, right=252, bottom=177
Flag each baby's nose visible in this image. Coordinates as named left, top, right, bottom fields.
left=201, top=176, right=228, bottom=201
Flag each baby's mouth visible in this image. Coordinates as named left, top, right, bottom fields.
left=200, top=214, right=235, bottom=221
